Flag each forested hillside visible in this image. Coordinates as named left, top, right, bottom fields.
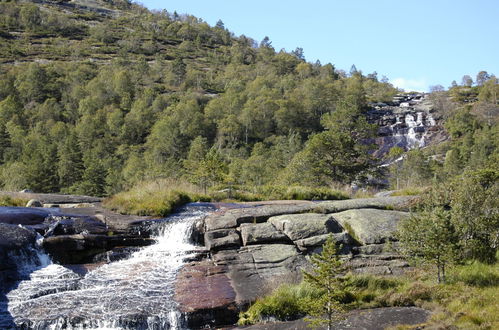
left=0, top=0, right=497, bottom=200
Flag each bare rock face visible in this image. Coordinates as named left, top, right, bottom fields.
left=42, top=234, right=155, bottom=264
left=0, top=223, right=38, bottom=293
left=204, top=229, right=241, bottom=250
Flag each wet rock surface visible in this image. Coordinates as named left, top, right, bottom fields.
left=175, top=260, right=239, bottom=328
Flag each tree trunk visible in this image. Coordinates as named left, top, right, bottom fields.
left=437, top=257, right=441, bottom=283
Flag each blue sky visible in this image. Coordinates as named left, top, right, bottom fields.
left=139, top=0, right=498, bottom=92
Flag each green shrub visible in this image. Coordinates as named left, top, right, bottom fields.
left=0, top=195, right=28, bottom=207
left=238, top=282, right=321, bottom=325
left=449, top=262, right=499, bottom=287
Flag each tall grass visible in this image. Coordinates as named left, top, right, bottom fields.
left=104, top=179, right=350, bottom=217
left=103, top=179, right=210, bottom=217
left=238, top=282, right=322, bottom=325
left=0, top=195, right=28, bottom=207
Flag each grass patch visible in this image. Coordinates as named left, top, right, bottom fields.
left=238, top=264, right=499, bottom=329
left=103, top=179, right=210, bottom=217
left=238, top=282, right=322, bottom=325
left=0, top=195, right=28, bottom=207
left=104, top=180, right=350, bottom=217
left=391, top=187, right=428, bottom=196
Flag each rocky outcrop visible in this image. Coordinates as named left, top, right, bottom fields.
left=179, top=197, right=416, bottom=327
left=268, top=213, right=343, bottom=240
left=240, top=222, right=290, bottom=246
left=42, top=234, right=155, bottom=264
left=0, top=223, right=38, bottom=293
left=0, top=204, right=155, bottom=267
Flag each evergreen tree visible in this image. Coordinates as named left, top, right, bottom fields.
left=285, top=97, right=376, bottom=185
left=398, top=207, right=459, bottom=283
left=303, top=235, right=346, bottom=330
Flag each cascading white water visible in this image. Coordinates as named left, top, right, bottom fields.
left=5, top=204, right=212, bottom=330
left=404, top=113, right=425, bottom=148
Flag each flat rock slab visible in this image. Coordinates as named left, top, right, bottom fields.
left=269, top=213, right=342, bottom=241
left=332, top=208, right=409, bottom=245
left=234, top=307, right=430, bottom=329
left=203, top=197, right=416, bottom=233
left=204, top=201, right=317, bottom=232
left=0, top=207, right=52, bottom=226
left=316, top=196, right=417, bottom=213
left=213, top=245, right=307, bottom=304
left=240, top=223, right=290, bottom=246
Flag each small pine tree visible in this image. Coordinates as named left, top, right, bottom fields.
left=302, top=235, right=346, bottom=330
left=398, top=207, right=459, bottom=283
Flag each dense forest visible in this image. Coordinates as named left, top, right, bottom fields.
left=0, top=0, right=497, bottom=200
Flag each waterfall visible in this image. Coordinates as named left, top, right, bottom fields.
left=4, top=204, right=213, bottom=330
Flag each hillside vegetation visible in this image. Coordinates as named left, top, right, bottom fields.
left=0, top=0, right=398, bottom=197
left=0, top=0, right=497, bottom=207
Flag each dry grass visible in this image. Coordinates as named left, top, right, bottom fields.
left=103, top=178, right=210, bottom=216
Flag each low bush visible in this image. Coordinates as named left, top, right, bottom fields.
left=0, top=195, right=28, bottom=207
left=103, top=179, right=210, bottom=216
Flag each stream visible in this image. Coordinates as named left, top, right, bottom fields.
left=3, top=203, right=214, bottom=329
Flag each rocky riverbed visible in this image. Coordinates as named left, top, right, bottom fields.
left=0, top=192, right=425, bottom=329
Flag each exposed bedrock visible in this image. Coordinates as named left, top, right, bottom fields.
left=178, top=196, right=417, bottom=327
left=0, top=204, right=156, bottom=266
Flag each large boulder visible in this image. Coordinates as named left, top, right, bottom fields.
left=240, top=222, right=290, bottom=246
left=48, top=215, right=108, bottom=235
left=268, top=213, right=342, bottom=241
left=0, top=223, right=37, bottom=250
left=0, top=223, right=38, bottom=293
left=332, top=208, right=409, bottom=245
left=26, top=199, right=43, bottom=208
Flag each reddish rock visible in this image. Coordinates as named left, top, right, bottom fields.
left=175, top=260, right=239, bottom=328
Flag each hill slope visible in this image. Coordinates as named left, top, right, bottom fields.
left=0, top=0, right=497, bottom=198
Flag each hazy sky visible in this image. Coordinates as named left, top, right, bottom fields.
left=139, top=0, right=498, bottom=92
